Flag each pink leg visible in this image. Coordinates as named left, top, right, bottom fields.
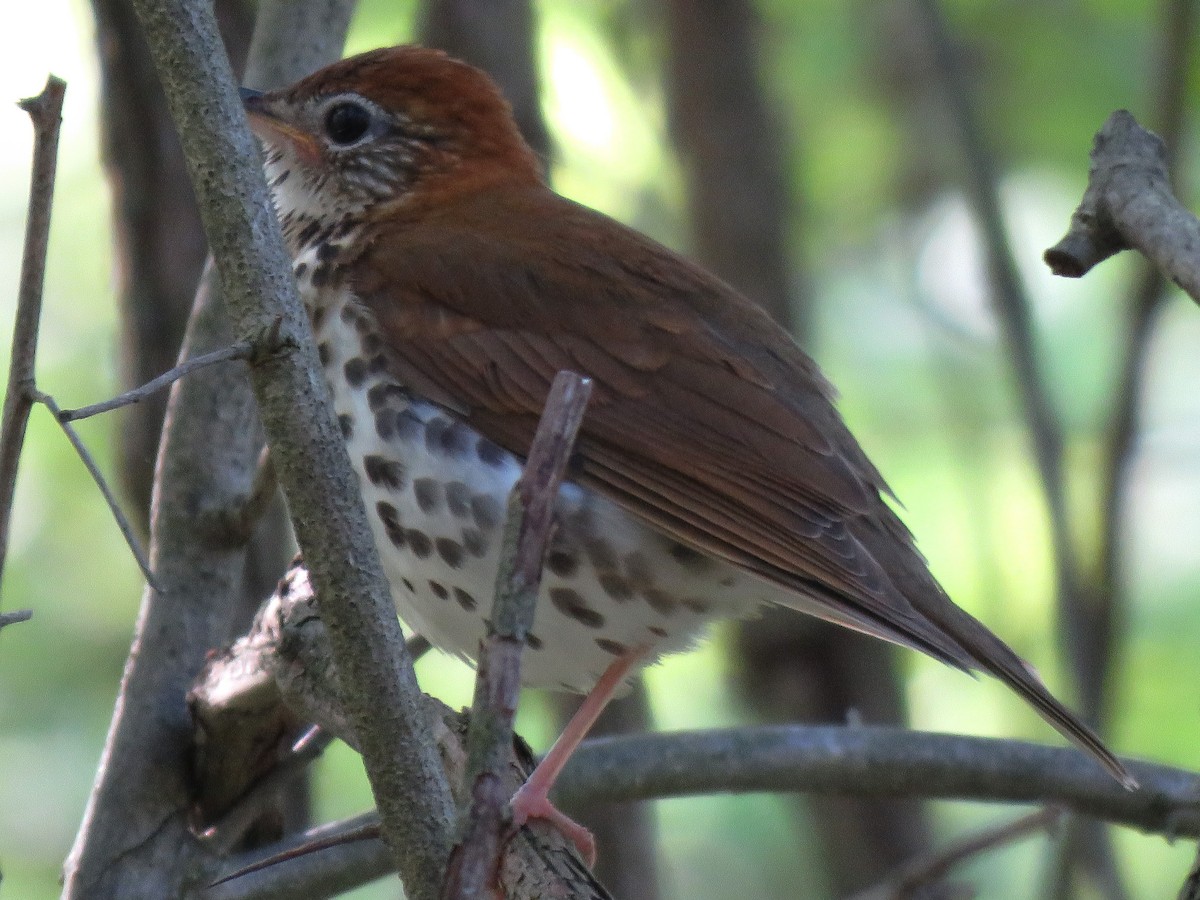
left=509, top=646, right=646, bottom=867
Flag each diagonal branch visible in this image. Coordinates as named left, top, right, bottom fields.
left=59, top=340, right=253, bottom=422
left=445, top=371, right=592, bottom=899
left=911, top=0, right=1078, bottom=615
left=123, top=3, right=457, bottom=897
left=32, top=390, right=158, bottom=588
left=846, top=806, right=1063, bottom=900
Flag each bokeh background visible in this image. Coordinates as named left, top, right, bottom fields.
left=3, top=1, right=1200, bottom=897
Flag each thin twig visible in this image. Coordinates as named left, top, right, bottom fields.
left=204, top=813, right=388, bottom=898
left=59, top=340, right=253, bottom=422
left=0, top=75, right=66, bottom=599
left=846, top=806, right=1063, bottom=900
left=32, top=391, right=159, bottom=590
left=207, top=810, right=380, bottom=889
left=0, top=608, right=33, bottom=630
left=443, top=371, right=593, bottom=900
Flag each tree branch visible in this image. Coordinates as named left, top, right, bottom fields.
left=122, top=4, right=458, bottom=898
left=445, top=371, right=592, bottom=899
left=193, top=557, right=612, bottom=899
left=63, top=5, right=358, bottom=896
left=0, top=608, right=33, bottom=630
left=1045, top=110, right=1200, bottom=300
left=555, top=728, right=1198, bottom=838
left=847, top=806, right=1063, bottom=900
left=911, top=0, right=1080, bottom=643
left=59, top=340, right=253, bottom=422
left=0, top=75, right=65, bottom=597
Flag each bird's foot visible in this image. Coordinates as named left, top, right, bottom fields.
left=510, top=782, right=596, bottom=868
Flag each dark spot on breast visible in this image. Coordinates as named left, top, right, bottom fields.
left=550, top=588, right=604, bottom=629
left=461, top=527, right=487, bottom=558
left=310, top=304, right=324, bottom=330
left=648, top=626, right=668, bottom=639
left=585, top=538, right=618, bottom=572
left=424, top=417, right=448, bottom=453
left=317, top=342, right=331, bottom=366
left=311, top=266, right=330, bottom=288
left=436, top=538, right=464, bottom=569
left=445, top=481, right=471, bottom=517
left=526, top=632, right=543, bottom=650
left=428, top=580, right=449, bottom=600
left=440, top=421, right=473, bottom=458
left=394, top=409, right=424, bottom=442
left=374, top=410, right=394, bottom=440
left=361, top=333, right=382, bottom=354
left=406, top=530, right=433, bottom=558
left=317, top=241, right=338, bottom=262
left=293, top=262, right=308, bottom=279
left=367, top=382, right=406, bottom=411
left=453, top=587, right=477, bottom=611
left=375, top=501, right=405, bottom=546
left=338, top=414, right=353, bottom=439
left=547, top=550, right=579, bottom=578
left=364, top=454, right=406, bottom=490
left=595, top=638, right=628, bottom=656
left=272, top=169, right=290, bottom=187
left=625, top=553, right=654, bottom=591
left=297, top=220, right=320, bottom=246
left=681, top=597, right=712, bottom=615
left=339, top=304, right=356, bottom=323
left=368, top=353, right=388, bottom=374
left=598, top=573, right=634, bottom=602
left=470, top=494, right=503, bottom=531
left=644, top=589, right=677, bottom=616
left=343, top=357, right=367, bottom=387
left=476, top=437, right=506, bottom=467
left=413, top=478, right=443, bottom=514
left=401, top=577, right=415, bottom=593
left=668, top=542, right=709, bottom=569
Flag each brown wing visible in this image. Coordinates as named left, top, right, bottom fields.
left=352, top=181, right=1132, bottom=785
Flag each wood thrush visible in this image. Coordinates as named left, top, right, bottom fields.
left=242, top=45, right=1133, bottom=861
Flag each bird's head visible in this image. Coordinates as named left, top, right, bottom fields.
left=242, top=46, right=541, bottom=234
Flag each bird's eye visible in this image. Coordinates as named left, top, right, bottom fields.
left=324, top=102, right=372, bottom=145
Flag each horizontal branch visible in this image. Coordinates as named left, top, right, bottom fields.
left=555, top=725, right=1199, bottom=838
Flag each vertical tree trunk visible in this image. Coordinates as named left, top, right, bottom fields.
left=90, top=0, right=253, bottom=532
left=663, top=0, right=936, bottom=893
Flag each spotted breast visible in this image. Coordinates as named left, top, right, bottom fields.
left=293, top=254, right=763, bottom=691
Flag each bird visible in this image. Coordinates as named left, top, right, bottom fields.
left=242, top=45, right=1133, bottom=861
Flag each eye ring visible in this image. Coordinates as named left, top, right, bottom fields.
left=324, top=102, right=372, bottom=145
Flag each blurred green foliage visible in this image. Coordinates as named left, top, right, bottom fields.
left=2, top=0, right=1199, bottom=897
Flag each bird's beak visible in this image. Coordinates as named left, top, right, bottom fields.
left=240, top=86, right=321, bottom=163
